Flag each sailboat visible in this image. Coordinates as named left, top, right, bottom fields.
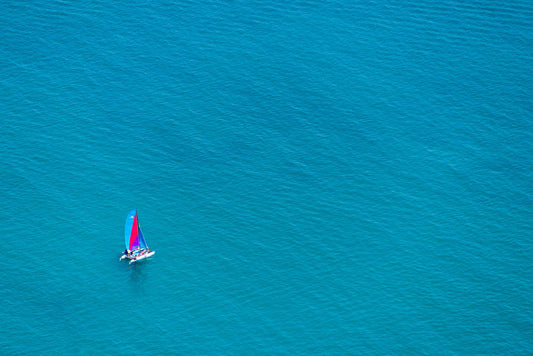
left=120, top=209, right=155, bottom=264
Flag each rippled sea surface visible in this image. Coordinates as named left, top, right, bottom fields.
left=1, top=0, right=532, bottom=354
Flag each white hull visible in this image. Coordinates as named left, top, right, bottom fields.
left=129, top=251, right=155, bottom=264
left=119, top=250, right=155, bottom=263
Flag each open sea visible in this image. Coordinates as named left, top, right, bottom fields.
left=1, top=0, right=532, bottom=354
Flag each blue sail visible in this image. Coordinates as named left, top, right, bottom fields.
left=139, top=227, right=147, bottom=250
left=124, top=209, right=137, bottom=250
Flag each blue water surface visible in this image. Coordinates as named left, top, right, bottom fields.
left=0, top=0, right=532, bottom=354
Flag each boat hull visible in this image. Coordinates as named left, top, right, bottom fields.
left=130, top=251, right=155, bottom=263
left=120, top=250, right=155, bottom=263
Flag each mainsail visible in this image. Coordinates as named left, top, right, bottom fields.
left=125, top=209, right=148, bottom=251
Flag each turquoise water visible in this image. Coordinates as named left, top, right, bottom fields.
left=1, top=0, right=532, bottom=354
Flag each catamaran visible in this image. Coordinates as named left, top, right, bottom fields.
left=120, top=209, right=155, bottom=264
